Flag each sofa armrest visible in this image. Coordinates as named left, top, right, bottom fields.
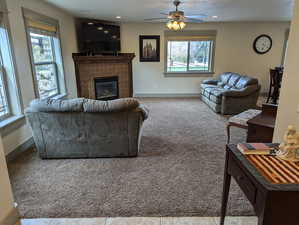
left=135, top=104, right=149, bottom=120
left=202, top=79, right=218, bottom=85
left=222, top=85, right=260, bottom=97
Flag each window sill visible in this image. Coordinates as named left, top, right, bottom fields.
left=164, top=72, right=215, bottom=77
left=0, top=114, right=26, bottom=137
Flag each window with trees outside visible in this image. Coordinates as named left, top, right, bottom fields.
left=166, top=40, right=214, bottom=73
left=23, top=8, right=66, bottom=99
left=165, top=30, right=216, bottom=75
left=30, top=32, right=60, bottom=99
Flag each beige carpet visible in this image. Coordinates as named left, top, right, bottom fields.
left=8, top=98, right=253, bottom=218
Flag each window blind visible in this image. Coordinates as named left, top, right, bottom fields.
left=165, top=30, right=217, bottom=41
left=22, top=8, right=59, bottom=37
left=27, top=19, right=57, bottom=36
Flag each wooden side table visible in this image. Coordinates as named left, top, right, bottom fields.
left=227, top=109, right=261, bottom=144
left=220, top=145, right=299, bottom=225
left=247, top=104, right=277, bottom=143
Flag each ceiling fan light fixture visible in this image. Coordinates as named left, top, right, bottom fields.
left=179, top=21, right=186, bottom=29
left=172, top=21, right=180, bottom=30
left=167, top=21, right=173, bottom=29
left=166, top=20, right=186, bottom=31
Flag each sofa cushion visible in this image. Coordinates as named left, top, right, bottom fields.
left=219, top=73, right=233, bottom=84
left=201, top=86, right=217, bottom=98
left=209, top=94, right=222, bottom=104
left=223, top=84, right=232, bottom=90
left=201, top=95, right=221, bottom=113
left=228, top=74, right=241, bottom=87
left=83, top=98, right=140, bottom=113
left=217, top=81, right=225, bottom=87
left=200, top=84, right=217, bottom=90
left=209, top=88, right=225, bottom=104
left=235, top=76, right=258, bottom=89
left=26, top=98, right=85, bottom=113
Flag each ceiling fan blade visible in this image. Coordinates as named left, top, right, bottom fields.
left=144, top=18, right=168, bottom=21
left=186, top=14, right=208, bottom=18
left=185, top=18, right=205, bottom=23
left=160, top=12, right=169, bottom=16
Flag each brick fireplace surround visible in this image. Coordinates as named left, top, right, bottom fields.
left=72, top=53, right=135, bottom=99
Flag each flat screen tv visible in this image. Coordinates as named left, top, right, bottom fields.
left=76, top=18, right=121, bottom=54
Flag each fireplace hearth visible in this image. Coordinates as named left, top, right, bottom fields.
left=94, top=77, right=119, bottom=100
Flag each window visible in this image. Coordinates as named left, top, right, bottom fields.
left=165, top=30, right=216, bottom=75
left=0, top=10, right=22, bottom=123
left=23, top=8, right=66, bottom=99
left=0, top=60, right=10, bottom=119
left=30, top=33, right=59, bottom=98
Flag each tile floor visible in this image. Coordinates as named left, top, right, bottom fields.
left=17, top=217, right=258, bottom=225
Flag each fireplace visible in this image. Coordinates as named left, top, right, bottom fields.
left=94, top=76, right=119, bottom=100
left=73, top=53, right=135, bottom=99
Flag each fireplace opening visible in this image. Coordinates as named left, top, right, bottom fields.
left=94, top=76, right=119, bottom=101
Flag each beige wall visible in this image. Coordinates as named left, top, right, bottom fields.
left=273, top=1, right=299, bottom=141
left=3, top=0, right=78, bottom=155
left=121, top=22, right=289, bottom=96
left=0, top=136, right=15, bottom=222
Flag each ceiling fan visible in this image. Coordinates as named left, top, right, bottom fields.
left=144, top=0, right=207, bottom=30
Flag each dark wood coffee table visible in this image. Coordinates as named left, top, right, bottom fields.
left=220, top=144, right=299, bottom=225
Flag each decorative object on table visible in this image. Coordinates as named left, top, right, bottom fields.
left=237, top=143, right=278, bottom=155
left=139, top=35, right=160, bottom=62
left=267, top=68, right=283, bottom=104
left=277, top=125, right=299, bottom=162
left=227, top=109, right=261, bottom=144
left=253, top=34, right=272, bottom=54
left=201, top=72, right=261, bottom=115
left=144, top=0, right=207, bottom=31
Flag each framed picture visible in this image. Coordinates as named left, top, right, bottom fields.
left=139, top=35, right=160, bottom=62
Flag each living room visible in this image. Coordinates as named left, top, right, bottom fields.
left=1, top=0, right=299, bottom=225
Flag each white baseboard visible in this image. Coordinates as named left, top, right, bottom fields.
left=134, top=93, right=201, bottom=98
left=0, top=207, right=20, bottom=225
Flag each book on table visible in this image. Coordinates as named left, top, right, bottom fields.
left=237, top=143, right=279, bottom=155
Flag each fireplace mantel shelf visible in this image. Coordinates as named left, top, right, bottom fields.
left=72, top=53, right=135, bottom=64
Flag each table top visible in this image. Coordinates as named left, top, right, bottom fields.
left=228, top=144, right=299, bottom=191
left=247, top=113, right=276, bottom=129
left=246, top=154, right=299, bottom=184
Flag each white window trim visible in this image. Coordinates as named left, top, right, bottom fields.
left=281, top=29, right=289, bottom=66
left=164, top=30, right=217, bottom=77
left=22, top=8, right=67, bottom=99
left=0, top=2, right=24, bottom=134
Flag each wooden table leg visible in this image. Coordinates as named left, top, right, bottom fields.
left=220, top=149, right=231, bottom=225
left=226, top=124, right=231, bottom=144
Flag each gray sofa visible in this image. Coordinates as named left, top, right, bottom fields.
left=201, top=72, right=261, bottom=115
left=25, top=98, right=148, bottom=159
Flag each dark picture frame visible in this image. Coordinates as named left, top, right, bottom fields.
left=139, top=35, right=160, bottom=62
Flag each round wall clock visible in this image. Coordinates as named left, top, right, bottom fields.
left=253, top=34, right=272, bottom=54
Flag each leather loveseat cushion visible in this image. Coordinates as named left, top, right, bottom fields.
left=235, top=76, right=258, bottom=89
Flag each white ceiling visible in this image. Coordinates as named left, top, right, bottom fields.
left=45, top=0, right=294, bottom=22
